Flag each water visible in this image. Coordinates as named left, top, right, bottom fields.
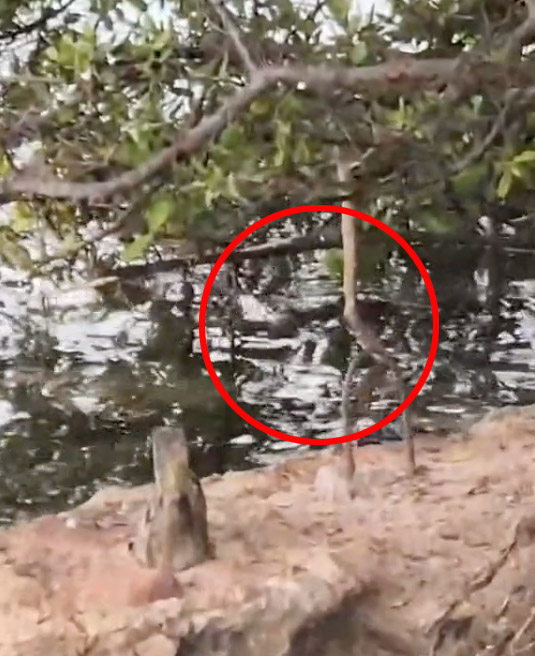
left=0, top=226, right=534, bottom=523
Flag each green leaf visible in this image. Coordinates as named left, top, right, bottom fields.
left=146, top=195, right=174, bottom=233
left=327, top=0, right=349, bottom=25
left=451, top=163, right=488, bottom=196
left=273, top=146, right=286, bottom=168
left=294, top=139, right=311, bottom=164
left=348, top=14, right=362, bottom=34
left=127, top=0, right=148, bottom=11
left=57, top=233, right=83, bottom=256
left=513, top=165, right=531, bottom=184
left=45, top=46, right=58, bottom=62
left=279, top=0, right=296, bottom=24
left=226, top=173, right=240, bottom=200
left=115, top=140, right=145, bottom=166
left=11, top=202, right=35, bottom=233
left=513, top=150, right=535, bottom=164
left=349, top=42, right=368, bottom=66
left=250, top=99, right=272, bottom=117
left=497, top=168, right=513, bottom=199
left=323, top=248, right=344, bottom=282
left=511, top=163, right=525, bottom=180
left=418, top=212, right=455, bottom=234
left=56, top=35, right=76, bottom=69
left=385, top=105, right=407, bottom=130
left=152, top=29, right=172, bottom=52
left=471, top=95, right=483, bottom=113
left=123, top=234, right=153, bottom=262
left=273, top=119, right=291, bottom=167
left=0, top=152, right=11, bottom=177
left=0, top=229, right=33, bottom=271
left=56, top=106, right=77, bottom=124
left=204, top=188, right=214, bottom=209
left=278, top=93, right=303, bottom=116
left=220, top=125, right=244, bottom=150
left=274, top=119, right=292, bottom=143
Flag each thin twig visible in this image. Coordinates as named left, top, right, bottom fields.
left=336, top=144, right=360, bottom=481
left=427, top=514, right=535, bottom=653
left=511, top=606, right=535, bottom=653
left=504, top=0, right=535, bottom=59
left=341, top=351, right=360, bottom=436
left=206, top=0, right=258, bottom=77
left=452, top=86, right=535, bottom=174
left=33, top=191, right=153, bottom=269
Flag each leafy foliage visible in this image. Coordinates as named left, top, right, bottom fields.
left=0, top=0, right=534, bottom=273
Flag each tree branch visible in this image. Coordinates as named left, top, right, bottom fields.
left=206, top=0, right=258, bottom=77
left=504, top=0, right=535, bottom=58
left=336, top=145, right=416, bottom=477
left=0, top=73, right=275, bottom=203
left=2, top=56, right=535, bottom=204
left=452, top=85, right=535, bottom=174
left=112, top=225, right=342, bottom=280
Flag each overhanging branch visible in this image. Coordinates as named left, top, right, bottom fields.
left=2, top=55, right=535, bottom=204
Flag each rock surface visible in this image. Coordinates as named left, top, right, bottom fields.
left=2, top=405, right=535, bottom=655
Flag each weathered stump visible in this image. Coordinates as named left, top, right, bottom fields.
left=131, top=427, right=212, bottom=572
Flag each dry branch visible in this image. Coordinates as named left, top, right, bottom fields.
left=504, top=0, right=535, bottom=58
left=429, top=512, right=535, bottom=655
left=206, top=0, right=258, bottom=77
left=452, top=85, right=535, bottom=174
left=113, top=226, right=340, bottom=279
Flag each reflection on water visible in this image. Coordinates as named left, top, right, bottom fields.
left=0, top=230, right=535, bottom=522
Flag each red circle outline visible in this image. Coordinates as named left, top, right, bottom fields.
left=199, top=204, right=439, bottom=446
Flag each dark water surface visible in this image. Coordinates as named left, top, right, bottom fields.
left=0, top=224, right=534, bottom=523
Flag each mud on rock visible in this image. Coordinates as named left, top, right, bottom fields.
left=2, top=405, right=535, bottom=655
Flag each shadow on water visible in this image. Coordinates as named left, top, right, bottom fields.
left=0, top=223, right=534, bottom=522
